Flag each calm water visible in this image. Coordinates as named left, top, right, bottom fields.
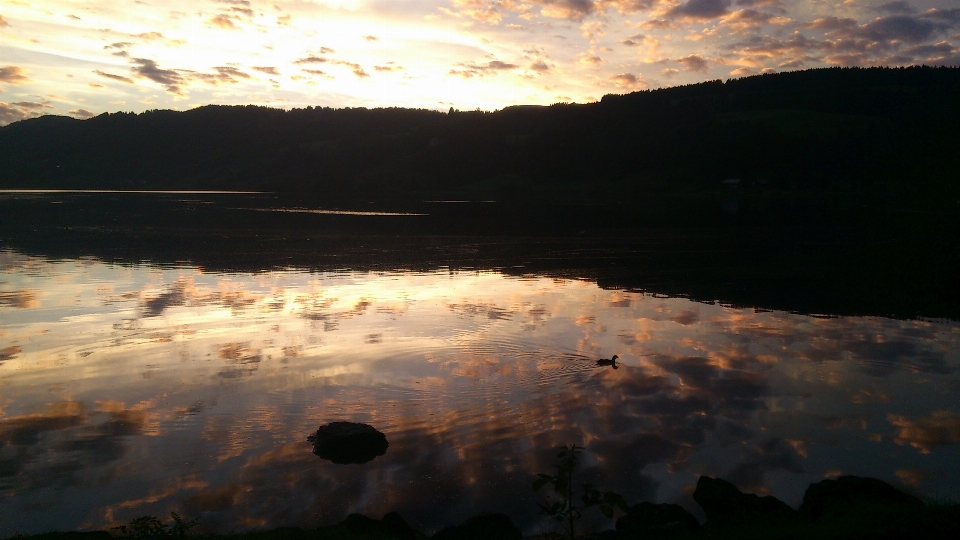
left=1, top=250, right=958, bottom=535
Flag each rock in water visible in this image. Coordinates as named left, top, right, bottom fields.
left=431, top=513, right=522, bottom=540
left=693, top=476, right=798, bottom=527
left=800, top=476, right=924, bottom=523
left=616, top=501, right=700, bottom=535
left=308, top=421, right=388, bottom=464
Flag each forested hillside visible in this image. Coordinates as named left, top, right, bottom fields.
left=2, top=66, right=959, bottom=204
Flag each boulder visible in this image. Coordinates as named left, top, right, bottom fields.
left=616, top=501, right=700, bottom=535
left=338, top=512, right=418, bottom=540
left=431, top=513, right=522, bottom=540
left=308, top=422, right=388, bottom=464
left=800, top=476, right=924, bottom=523
left=692, top=476, right=798, bottom=527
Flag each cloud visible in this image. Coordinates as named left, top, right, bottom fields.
left=0, top=402, right=86, bottom=447
left=302, top=69, right=332, bottom=78
left=609, top=72, right=648, bottom=88
left=444, top=0, right=666, bottom=24
left=293, top=55, right=367, bottom=77
left=601, top=0, right=667, bottom=13
left=902, top=41, right=958, bottom=63
left=94, top=70, right=135, bottom=84
left=877, top=1, right=915, bottom=15
left=581, top=20, right=606, bottom=40
left=640, top=18, right=678, bottom=29
left=453, top=0, right=521, bottom=23
left=0, top=66, right=29, bottom=84
left=135, top=31, right=165, bottom=40
left=530, top=60, right=551, bottom=72
left=723, top=437, right=806, bottom=491
left=448, top=60, right=519, bottom=78
left=661, top=67, right=679, bottom=76
left=363, top=35, right=379, bottom=41
left=189, top=66, right=252, bottom=86
left=131, top=58, right=185, bottom=94
left=665, top=0, right=732, bottom=21
left=676, top=53, right=710, bottom=72
left=69, top=109, right=95, bottom=119
left=0, top=15, right=8, bottom=27
left=0, top=345, right=21, bottom=361
left=800, top=16, right=858, bottom=32
left=857, top=15, right=938, bottom=44
left=252, top=66, right=280, bottom=75
left=0, top=101, right=49, bottom=126
left=721, top=9, right=790, bottom=32
left=11, top=101, right=50, bottom=110
left=328, top=60, right=369, bottom=78
left=534, top=0, right=598, bottom=20
left=621, top=33, right=658, bottom=47
left=924, top=9, right=960, bottom=24
left=294, top=56, right=328, bottom=64
left=0, top=106, right=26, bottom=126
left=889, top=411, right=960, bottom=454
left=208, top=15, right=238, bottom=29
left=105, top=41, right=134, bottom=57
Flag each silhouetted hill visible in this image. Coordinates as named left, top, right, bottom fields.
left=2, top=66, right=959, bottom=204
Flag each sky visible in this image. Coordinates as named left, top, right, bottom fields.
left=1, top=0, right=959, bottom=125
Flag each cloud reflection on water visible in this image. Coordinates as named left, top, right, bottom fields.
left=0, top=252, right=958, bottom=535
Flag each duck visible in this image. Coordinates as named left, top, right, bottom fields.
left=597, top=354, right=619, bottom=368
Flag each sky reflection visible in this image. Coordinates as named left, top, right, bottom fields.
left=0, top=251, right=958, bottom=535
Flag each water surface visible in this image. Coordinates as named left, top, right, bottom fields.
left=1, top=251, right=958, bottom=535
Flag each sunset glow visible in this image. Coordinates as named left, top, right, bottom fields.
left=2, top=0, right=959, bottom=124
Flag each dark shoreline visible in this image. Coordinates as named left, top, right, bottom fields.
left=8, top=476, right=959, bottom=540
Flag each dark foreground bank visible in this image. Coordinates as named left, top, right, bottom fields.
left=11, top=476, right=960, bottom=540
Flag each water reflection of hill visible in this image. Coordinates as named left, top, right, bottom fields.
left=1, top=193, right=956, bottom=320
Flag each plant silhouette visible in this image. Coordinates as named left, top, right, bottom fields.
left=111, top=512, right=199, bottom=538
left=532, top=445, right=628, bottom=540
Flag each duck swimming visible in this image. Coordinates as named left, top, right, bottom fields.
left=597, top=354, right=619, bottom=368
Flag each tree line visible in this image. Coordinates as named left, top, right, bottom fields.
left=1, top=66, right=958, bottom=204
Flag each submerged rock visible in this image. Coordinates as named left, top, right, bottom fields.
left=800, top=476, right=924, bottom=523
left=693, top=476, right=798, bottom=527
left=308, top=421, right=388, bottom=464
left=431, top=513, right=522, bottom=540
left=616, top=501, right=700, bottom=535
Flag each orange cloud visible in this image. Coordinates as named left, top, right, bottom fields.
left=889, top=411, right=960, bottom=454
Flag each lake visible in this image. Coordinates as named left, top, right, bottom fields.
left=2, top=252, right=959, bottom=535
left=0, top=193, right=958, bottom=536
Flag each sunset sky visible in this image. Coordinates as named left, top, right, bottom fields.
left=1, top=0, right=959, bottom=125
